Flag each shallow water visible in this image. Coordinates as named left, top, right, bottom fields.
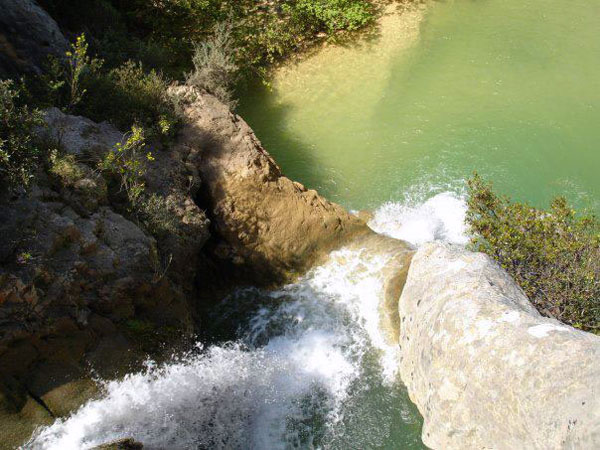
left=239, top=0, right=600, bottom=211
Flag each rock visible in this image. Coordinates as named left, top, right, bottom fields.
left=398, top=242, right=600, bottom=449
left=0, top=85, right=373, bottom=446
left=0, top=0, right=68, bottom=78
left=171, top=85, right=371, bottom=283
left=42, top=107, right=125, bottom=156
left=92, top=438, right=144, bottom=449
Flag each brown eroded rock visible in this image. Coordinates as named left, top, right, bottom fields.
left=171, top=86, right=371, bottom=283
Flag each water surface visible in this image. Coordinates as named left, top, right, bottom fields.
left=239, top=0, right=600, bottom=211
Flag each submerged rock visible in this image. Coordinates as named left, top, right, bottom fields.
left=399, top=242, right=600, bottom=449
left=92, top=438, right=144, bottom=449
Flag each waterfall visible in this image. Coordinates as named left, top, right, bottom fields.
left=25, top=192, right=467, bottom=450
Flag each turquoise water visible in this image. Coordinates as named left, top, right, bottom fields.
left=239, top=0, right=600, bottom=211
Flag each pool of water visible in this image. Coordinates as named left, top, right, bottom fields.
left=239, top=0, right=600, bottom=211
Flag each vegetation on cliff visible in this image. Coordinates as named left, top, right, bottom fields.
left=5, top=0, right=392, bottom=191
left=0, top=80, right=43, bottom=190
left=467, top=174, right=600, bottom=332
left=38, top=0, right=377, bottom=78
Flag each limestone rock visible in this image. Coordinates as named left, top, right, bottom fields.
left=42, top=107, right=125, bottom=156
left=171, top=86, right=371, bottom=282
left=0, top=0, right=68, bottom=78
left=399, top=242, right=600, bottom=449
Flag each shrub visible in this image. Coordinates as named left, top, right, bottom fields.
left=64, top=34, right=104, bottom=111
left=99, top=127, right=180, bottom=240
left=27, top=35, right=178, bottom=140
left=186, top=22, right=239, bottom=108
left=138, top=193, right=180, bottom=238
left=466, top=173, right=600, bottom=332
left=292, top=0, right=374, bottom=32
left=80, top=60, right=179, bottom=139
left=48, top=151, right=85, bottom=185
left=105, top=0, right=377, bottom=78
left=99, top=125, right=152, bottom=206
left=34, top=34, right=103, bottom=111
left=0, top=80, right=44, bottom=189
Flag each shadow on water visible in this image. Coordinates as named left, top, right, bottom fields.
left=235, top=2, right=422, bottom=204
left=237, top=79, right=343, bottom=199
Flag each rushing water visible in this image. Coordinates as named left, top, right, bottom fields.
left=25, top=202, right=467, bottom=449
left=25, top=1, right=600, bottom=448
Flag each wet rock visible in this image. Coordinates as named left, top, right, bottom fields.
left=93, top=438, right=144, bottom=449
left=399, top=242, right=600, bottom=449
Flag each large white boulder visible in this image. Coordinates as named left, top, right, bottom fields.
left=399, top=242, right=600, bottom=449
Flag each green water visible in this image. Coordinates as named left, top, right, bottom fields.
left=239, top=0, right=600, bottom=211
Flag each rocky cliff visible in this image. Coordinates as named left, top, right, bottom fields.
left=398, top=243, right=600, bottom=449
left=0, top=89, right=369, bottom=447
left=171, top=86, right=369, bottom=283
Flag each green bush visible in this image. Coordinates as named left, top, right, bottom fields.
left=80, top=60, right=178, bottom=139
left=99, top=125, right=152, bottom=206
left=27, top=34, right=178, bottom=139
left=466, top=173, right=600, bottom=332
left=31, top=1, right=379, bottom=111
left=99, top=127, right=179, bottom=239
left=107, top=0, right=376, bottom=77
left=186, top=22, right=239, bottom=107
left=292, top=0, right=374, bottom=32
left=139, top=193, right=180, bottom=238
left=0, top=80, right=44, bottom=189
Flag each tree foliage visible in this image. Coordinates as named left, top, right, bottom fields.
left=0, top=81, right=43, bottom=190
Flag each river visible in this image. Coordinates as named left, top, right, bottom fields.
left=25, top=0, right=600, bottom=448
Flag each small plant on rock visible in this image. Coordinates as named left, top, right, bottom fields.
left=186, top=22, right=239, bottom=108
left=99, top=125, right=153, bottom=206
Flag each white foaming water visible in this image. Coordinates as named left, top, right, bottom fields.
left=25, top=190, right=463, bottom=449
left=369, top=191, right=468, bottom=246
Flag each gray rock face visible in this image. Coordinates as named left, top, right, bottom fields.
left=0, top=0, right=68, bottom=78
left=42, top=107, right=125, bottom=155
left=0, top=109, right=208, bottom=447
left=399, top=243, right=600, bottom=449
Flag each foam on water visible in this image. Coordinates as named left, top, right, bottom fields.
left=25, top=190, right=463, bottom=450
left=369, top=191, right=468, bottom=246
